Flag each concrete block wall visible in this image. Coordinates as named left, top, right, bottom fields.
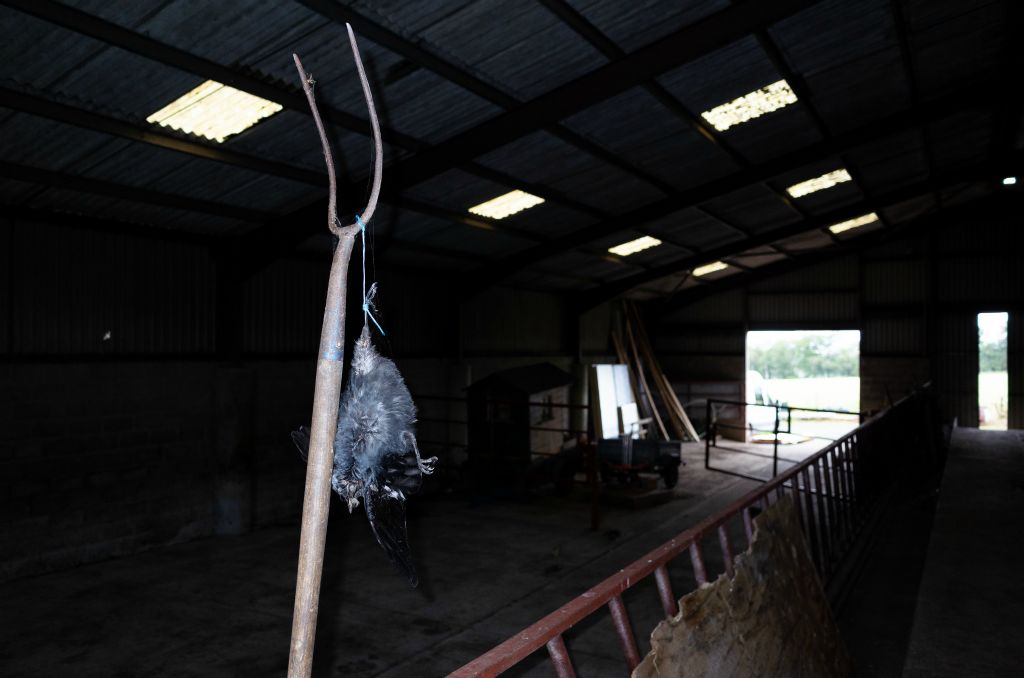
left=0, top=291, right=611, bottom=582
left=0, top=362, right=214, bottom=581
left=0, top=359, right=328, bottom=581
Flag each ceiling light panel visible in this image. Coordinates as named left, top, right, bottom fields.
left=786, top=169, right=853, bottom=198
left=700, top=80, right=798, bottom=132
left=146, top=80, right=283, bottom=143
left=608, top=236, right=662, bottom=257
left=693, top=261, right=728, bottom=276
left=468, top=190, right=545, bottom=219
left=828, top=212, right=879, bottom=235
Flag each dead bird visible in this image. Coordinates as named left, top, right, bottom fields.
left=293, top=326, right=436, bottom=587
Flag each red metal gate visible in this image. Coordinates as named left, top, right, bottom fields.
left=449, top=385, right=941, bottom=677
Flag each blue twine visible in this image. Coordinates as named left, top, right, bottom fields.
left=356, top=214, right=386, bottom=336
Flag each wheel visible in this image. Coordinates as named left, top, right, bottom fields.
left=661, top=462, right=679, bottom=489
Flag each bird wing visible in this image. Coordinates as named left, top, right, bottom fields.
left=364, top=483, right=419, bottom=587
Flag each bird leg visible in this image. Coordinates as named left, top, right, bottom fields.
left=404, top=431, right=437, bottom=474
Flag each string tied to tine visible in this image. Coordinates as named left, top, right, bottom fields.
left=356, top=214, right=385, bottom=336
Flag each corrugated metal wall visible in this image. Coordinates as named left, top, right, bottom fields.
left=242, top=258, right=327, bottom=355
left=5, top=219, right=216, bottom=356
left=932, top=313, right=979, bottom=426
left=461, top=286, right=566, bottom=356
left=655, top=214, right=1023, bottom=423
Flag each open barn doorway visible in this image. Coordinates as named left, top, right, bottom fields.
left=745, top=330, right=861, bottom=443
left=978, top=312, right=1008, bottom=430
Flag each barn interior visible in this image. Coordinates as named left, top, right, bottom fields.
left=1, top=1, right=1022, bottom=677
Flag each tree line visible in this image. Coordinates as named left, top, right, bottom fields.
left=980, top=334, right=1007, bottom=372
left=749, top=335, right=858, bottom=379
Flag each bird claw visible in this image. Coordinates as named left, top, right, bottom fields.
left=419, top=456, right=437, bottom=475
left=338, top=479, right=362, bottom=513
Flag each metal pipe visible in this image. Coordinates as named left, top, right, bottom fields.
left=608, top=594, right=642, bottom=670
left=813, top=460, right=831, bottom=572
left=802, top=467, right=821, bottom=573
left=689, top=540, right=708, bottom=586
left=773, top=403, right=780, bottom=478
left=547, top=635, right=576, bottom=678
left=654, top=564, right=678, bottom=617
left=718, top=524, right=735, bottom=578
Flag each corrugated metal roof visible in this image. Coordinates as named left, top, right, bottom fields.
left=700, top=184, right=803, bottom=234
left=562, top=86, right=739, bottom=190
left=475, top=130, right=664, bottom=212
left=644, top=207, right=747, bottom=250
left=568, top=0, right=730, bottom=53
left=0, top=0, right=1012, bottom=297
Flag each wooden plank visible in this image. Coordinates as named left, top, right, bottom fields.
left=662, top=374, right=701, bottom=442
left=623, top=319, right=671, bottom=441
left=626, top=302, right=686, bottom=439
left=611, top=329, right=660, bottom=436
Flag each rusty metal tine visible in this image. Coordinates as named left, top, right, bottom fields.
left=608, top=594, right=642, bottom=671
left=654, top=564, right=678, bottom=618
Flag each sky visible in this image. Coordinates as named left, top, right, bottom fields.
left=978, top=312, right=1007, bottom=345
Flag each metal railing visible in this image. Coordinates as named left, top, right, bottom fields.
left=449, top=384, right=942, bottom=677
left=704, top=399, right=864, bottom=479
left=412, top=393, right=590, bottom=453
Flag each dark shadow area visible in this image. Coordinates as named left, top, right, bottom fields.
left=836, top=473, right=940, bottom=677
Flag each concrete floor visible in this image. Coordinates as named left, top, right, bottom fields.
left=704, top=424, right=846, bottom=482
left=1, top=443, right=766, bottom=677
left=900, top=428, right=1024, bottom=678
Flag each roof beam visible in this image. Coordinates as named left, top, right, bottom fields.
left=0, top=86, right=327, bottom=185
left=990, top=0, right=1024, bottom=177
left=299, top=0, right=821, bottom=192
left=535, top=0, right=748, bottom=164
left=889, top=0, right=936, bottom=184
left=0, top=160, right=278, bottom=222
left=1, top=0, right=606, bottom=221
left=465, top=86, right=994, bottom=291
left=236, top=0, right=818, bottom=262
left=0, top=0, right=407, bottom=145
left=656, top=192, right=1013, bottom=313
left=296, top=0, right=707, bottom=197
left=542, top=0, right=823, bottom=240
left=0, top=87, right=591, bottom=266
left=577, top=157, right=1015, bottom=308
left=4, top=203, right=215, bottom=245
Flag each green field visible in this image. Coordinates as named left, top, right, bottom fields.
left=979, top=371, right=1008, bottom=429
left=763, top=376, right=860, bottom=413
